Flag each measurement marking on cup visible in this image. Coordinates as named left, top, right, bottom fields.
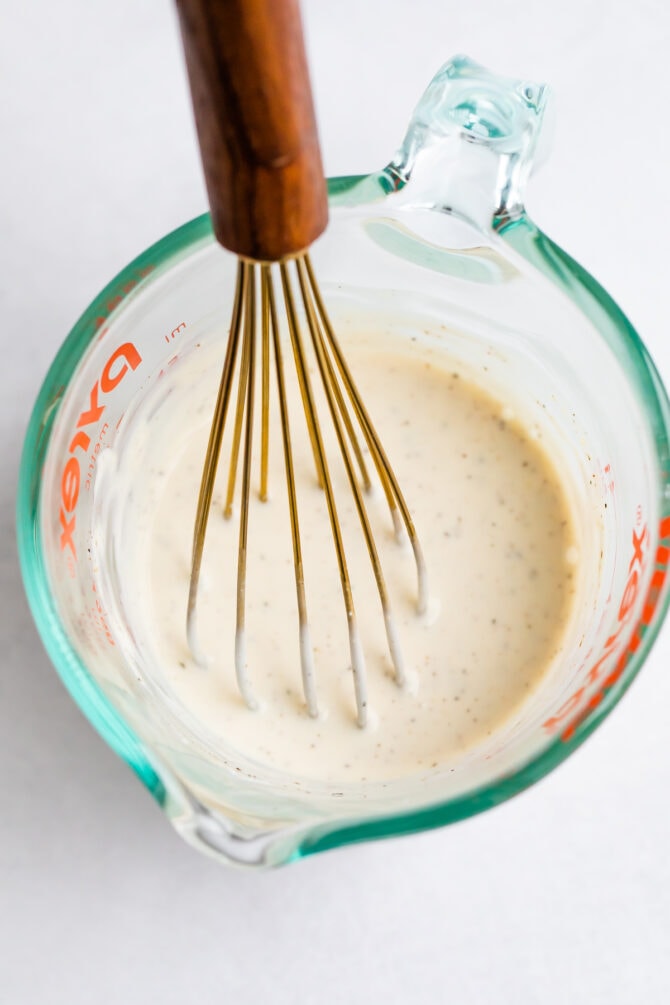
left=165, top=322, right=187, bottom=343
left=89, top=580, right=115, bottom=647
left=84, top=422, right=110, bottom=490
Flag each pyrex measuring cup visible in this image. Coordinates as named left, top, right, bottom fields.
left=18, top=57, right=670, bottom=867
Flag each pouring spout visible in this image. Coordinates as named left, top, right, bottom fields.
left=388, top=55, right=553, bottom=229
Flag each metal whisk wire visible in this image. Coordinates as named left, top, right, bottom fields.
left=187, top=253, right=427, bottom=727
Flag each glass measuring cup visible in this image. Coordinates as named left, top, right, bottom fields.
left=17, top=56, right=670, bottom=867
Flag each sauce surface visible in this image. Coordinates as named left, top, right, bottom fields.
left=126, top=328, right=578, bottom=783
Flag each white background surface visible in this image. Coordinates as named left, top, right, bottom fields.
left=2, top=1, right=670, bottom=1001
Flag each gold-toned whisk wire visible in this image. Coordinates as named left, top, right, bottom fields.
left=264, top=264, right=318, bottom=718
left=295, top=257, right=407, bottom=691
left=234, top=266, right=257, bottom=709
left=187, top=260, right=246, bottom=662
left=280, top=259, right=369, bottom=726
left=224, top=287, right=251, bottom=520
left=303, top=254, right=429, bottom=616
left=187, top=252, right=427, bottom=727
left=259, top=269, right=271, bottom=502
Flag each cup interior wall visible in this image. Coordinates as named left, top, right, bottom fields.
left=36, top=220, right=662, bottom=824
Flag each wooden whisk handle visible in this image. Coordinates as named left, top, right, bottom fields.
left=176, top=0, right=328, bottom=262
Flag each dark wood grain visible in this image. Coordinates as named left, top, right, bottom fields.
left=176, top=0, right=328, bottom=261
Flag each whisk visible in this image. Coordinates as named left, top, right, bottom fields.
left=177, top=0, right=427, bottom=726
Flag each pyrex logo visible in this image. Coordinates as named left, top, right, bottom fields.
left=59, top=342, right=142, bottom=562
left=544, top=514, right=670, bottom=742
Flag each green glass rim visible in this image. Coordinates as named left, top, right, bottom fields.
left=16, top=184, right=670, bottom=863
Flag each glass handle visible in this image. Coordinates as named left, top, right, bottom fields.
left=387, top=55, right=552, bottom=229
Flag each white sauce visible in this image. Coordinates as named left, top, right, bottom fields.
left=121, top=326, right=578, bottom=785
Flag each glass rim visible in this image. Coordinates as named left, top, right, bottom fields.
left=16, top=187, right=670, bottom=862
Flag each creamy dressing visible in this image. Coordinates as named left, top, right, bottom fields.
left=122, top=326, right=578, bottom=784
